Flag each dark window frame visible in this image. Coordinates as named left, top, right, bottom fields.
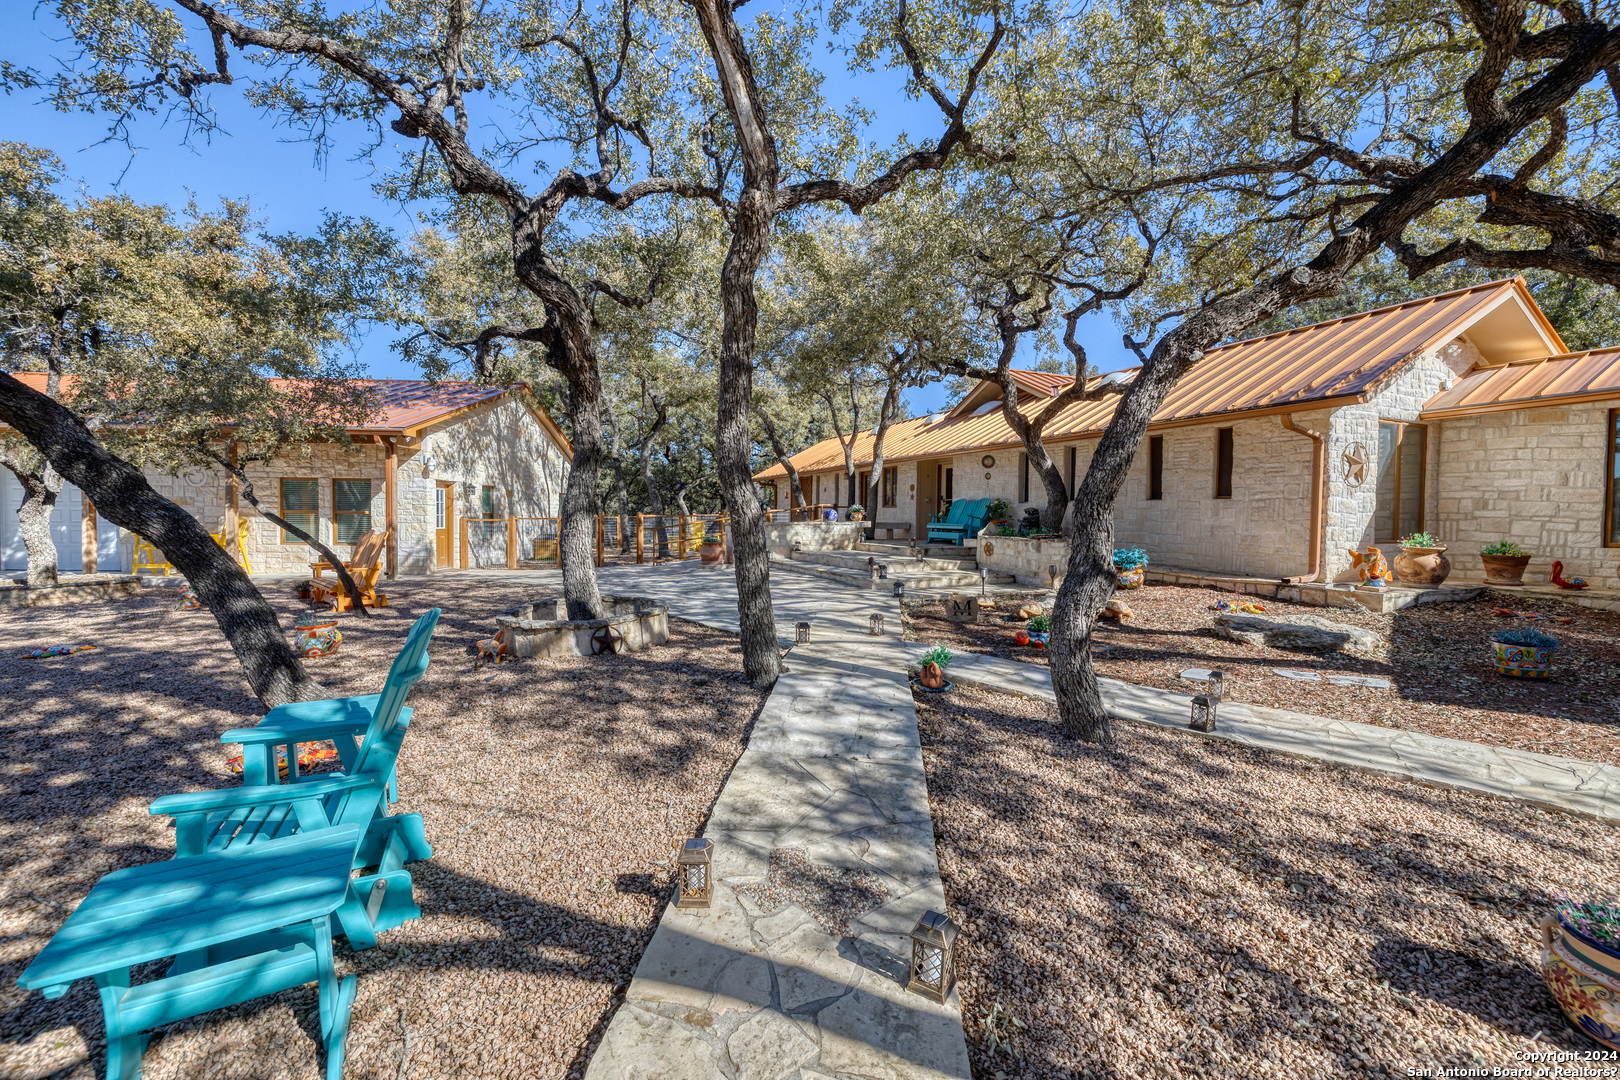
left=1214, top=428, right=1234, bottom=498
left=1608, top=409, right=1620, bottom=547
left=881, top=466, right=898, bottom=508
left=1149, top=436, right=1164, bottom=501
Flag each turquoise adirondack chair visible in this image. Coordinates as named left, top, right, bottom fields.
left=927, top=498, right=989, bottom=544
left=148, top=608, right=441, bottom=949
left=18, top=825, right=366, bottom=1080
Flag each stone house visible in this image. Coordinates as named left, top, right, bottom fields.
left=756, top=277, right=1620, bottom=586
left=1, top=378, right=572, bottom=577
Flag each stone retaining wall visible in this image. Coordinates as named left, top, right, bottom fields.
left=975, top=531, right=1069, bottom=588
left=761, top=521, right=866, bottom=557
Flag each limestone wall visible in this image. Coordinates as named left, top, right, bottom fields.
left=976, top=532, right=1069, bottom=588
left=762, top=521, right=866, bottom=556
left=1432, top=399, right=1617, bottom=585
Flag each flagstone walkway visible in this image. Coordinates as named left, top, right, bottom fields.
left=585, top=564, right=969, bottom=1079
left=914, top=643, right=1620, bottom=822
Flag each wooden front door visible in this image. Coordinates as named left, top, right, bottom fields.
left=434, top=482, right=454, bottom=568
left=916, top=460, right=939, bottom=538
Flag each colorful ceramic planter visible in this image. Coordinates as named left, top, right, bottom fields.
left=1542, top=916, right=1620, bottom=1049
left=1116, top=567, right=1145, bottom=590
left=1492, top=640, right=1554, bottom=678
left=175, top=584, right=201, bottom=610
left=295, top=620, right=342, bottom=658
left=1028, top=631, right=1049, bottom=649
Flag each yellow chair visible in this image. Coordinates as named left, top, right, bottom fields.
left=211, top=519, right=253, bottom=574
left=133, top=537, right=172, bottom=576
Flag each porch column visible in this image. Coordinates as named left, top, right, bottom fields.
left=384, top=438, right=398, bottom=577
left=81, top=498, right=98, bottom=574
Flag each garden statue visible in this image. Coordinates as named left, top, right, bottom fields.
left=1348, top=546, right=1391, bottom=587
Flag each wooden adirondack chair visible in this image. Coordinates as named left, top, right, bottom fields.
left=18, top=825, right=366, bottom=1080
left=149, top=609, right=441, bottom=950
left=310, top=527, right=390, bottom=611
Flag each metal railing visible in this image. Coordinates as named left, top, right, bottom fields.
left=458, top=515, right=610, bottom=569
left=763, top=503, right=839, bottom=523
left=634, top=512, right=731, bottom=564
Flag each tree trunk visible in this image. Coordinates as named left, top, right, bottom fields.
left=864, top=384, right=902, bottom=541
left=511, top=210, right=606, bottom=621
left=637, top=407, right=672, bottom=559
left=693, top=0, right=781, bottom=689
left=608, top=404, right=632, bottom=550
left=757, top=411, right=806, bottom=515
left=0, top=372, right=320, bottom=708
left=4, top=460, right=61, bottom=588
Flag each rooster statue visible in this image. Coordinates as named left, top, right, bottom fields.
left=1551, top=561, right=1588, bottom=590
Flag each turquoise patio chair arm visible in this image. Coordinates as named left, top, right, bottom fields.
left=259, top=693, right=382, bottom=728
left=149, top=774, right=378, bottom=818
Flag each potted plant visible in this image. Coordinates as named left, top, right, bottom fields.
left=1391, top=531, right=1451, bottom=586
left=1490, top=626, right=1557, bottom=678
left=916, top=645, right=953, bottom=691
left=849, top=503, right=866, bottom=521
left=1480, top=539, right=1534, bottom=585
left=700, top=529, right=724, bottom=565
left=1113, top=546, right=1148, bottom=589
left=294, top=613, right=343, bottom=658
left=985, top=498, right=1013, bottom=525
left=1540, top=893, right=1620, bottom=1049
left=1025, top=613, right=1051, bottom=649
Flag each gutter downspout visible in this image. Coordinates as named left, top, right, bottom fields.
left=1280, top=414, right=1325, bottom=584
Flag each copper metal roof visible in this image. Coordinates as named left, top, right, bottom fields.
left=1419, top=347, right=1620, bottom=418
left=7, top=373, right=538, bottom=440
left=756, top=278, right=1559, bottom=480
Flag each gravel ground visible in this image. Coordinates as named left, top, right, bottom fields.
left=916, top=683, right=1620, bottom=1079
left=0, top=578, right=763, bottom=1080
left=905, top=585, right=1620, bottom=766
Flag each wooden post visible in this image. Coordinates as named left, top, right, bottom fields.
left=384, top=438, right=397, bottom=577
left=506, top=516, right=517, bottom=570
left=596, top=514, right=605, bottom=567
left=459, top=515, right=469, bottom=569
left=678, top=514, right=688, bottom=560
left=636, top=514, right=645, bottom=564
left=81, top=498, right=98, bottom=574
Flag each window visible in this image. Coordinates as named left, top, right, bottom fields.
left=944, top=466, right=953, bottom=501
left=435, top=486, right=446, bottom=531
left=859, top=471, right=870, bottom=506
left=1609, top=410, right=1620, bottom=545
left=760, top=481, right=778, bottom=509
left=333, top=479, right=372, bottom=545
left=480, top=485, right=495, bottom=541
left=280, top=478, right=318, bottom=544
left=1149, top=436, right=1164, bottom=500
left=881, top=467, right=897, bottom=508
left=1374, top=422, right=1427, bottom=541
left=1067, top=446, right=1077, bottom=494
left=1214, top=428, right=1234, bottom=498
left=1019, top=453, right=1030, bottom=502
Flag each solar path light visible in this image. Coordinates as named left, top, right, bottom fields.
left=675, top=838, right=714, bottom=909
left=906, top=910, right=959, bottom=1003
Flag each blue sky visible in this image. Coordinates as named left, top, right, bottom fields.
left=0, top=3, right=1131, bottom=418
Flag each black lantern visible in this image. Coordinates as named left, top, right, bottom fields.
left=869, top=613, right=885, bottom=635
left=675, top=838, right=714, bottom=909
left=796, top=621, right=810, bottom=644
left=1190, top=694, right=1218, bottom=732
left=906, top=910, right=959, bottom=1003
left=893, top=580, right=905, bottom=599
left=879, top=564, right=888, bottom=579
left=793, top=539, right=802, bottom=553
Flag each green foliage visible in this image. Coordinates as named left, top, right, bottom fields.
left=920, top=645, right=953, bottom=669
left=1025, top=613, right=1051, bottom=633
left=1112, top=547, right=1148, bottom=571
left=1481, top=540, right=1532, bottom=557
left=979, top=999, right=1025, bottom=1059
left=1555, top=892, right=1620, bottom=949
left=1399, top=532, right=1439, bottom=548
left=985, top=498, right=1013, bottom=520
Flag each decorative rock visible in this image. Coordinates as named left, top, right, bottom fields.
left=1213, top=612, right=1382, bottom=654
left=1325, top=674, right=1392, bottom=689
left=726, top=1010, right=819, bottom=1080
left=1271, top=668, right=1321, bottom=681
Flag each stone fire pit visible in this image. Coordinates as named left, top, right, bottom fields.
left=495, top=594, right=670, bottom=658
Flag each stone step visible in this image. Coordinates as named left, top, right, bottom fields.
left=790, top=548, right=976, bottom=573
left=771, top=553, right=1014, bottom=591
left=857, top=541, right=976, bottom=562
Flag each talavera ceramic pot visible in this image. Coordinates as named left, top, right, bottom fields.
left=1542, top=915, right=1620, bottom=1049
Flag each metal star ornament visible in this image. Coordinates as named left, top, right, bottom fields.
left=1342, top=442, right=1369, bottom=486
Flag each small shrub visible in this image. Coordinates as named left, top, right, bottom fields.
left=920, top=644, right=953, bottom=668
left=1555, top=893, right=1620, bottom=949
left=1490, top=626, right=1558, bottom=648
left=986, top=498, right=1013, bottom=520
left=1481, top=539, right=1532, bottom=556
left=848, top=503, right=864, bottom=514
left=1026, top=613, right=1051, bottom=633
left=1399, top=531, right=1439, bottom=548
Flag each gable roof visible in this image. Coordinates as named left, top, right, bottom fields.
left=5, top=373, right=571, bottom=452
left=755, top=277, right=1566, bottom=480
left=1420, top=346, right=1620, bottom=419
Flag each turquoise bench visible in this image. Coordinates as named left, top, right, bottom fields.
left=18, top=826, right=365, bottom=1080
left=926, top=498, right=990, bottom=545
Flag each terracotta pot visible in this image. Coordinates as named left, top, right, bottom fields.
left=699, top=541, right=723, bottom=565
left=1541, top=915, right=1620, bottom=1049
left=919, top=661, right=945, bottom=689
left=1392, top=544, right=1451, bottom=586
left=1480, top=553, right=1533, bottom=586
